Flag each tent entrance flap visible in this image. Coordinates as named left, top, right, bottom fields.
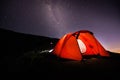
left=77, top=39, right=86, bottom=53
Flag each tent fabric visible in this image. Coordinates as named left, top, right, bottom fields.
left=52, top=30, right=110, bottom=60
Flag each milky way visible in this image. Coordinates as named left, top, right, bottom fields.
left=0, top=0, right=120, bottom=52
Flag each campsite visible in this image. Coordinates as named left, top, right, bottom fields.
left=1, top=28, right=120, bottom=79
left=1, top=0, right=120, bottom=79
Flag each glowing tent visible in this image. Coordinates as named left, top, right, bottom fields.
left=52, top=30, right=110, bottom=60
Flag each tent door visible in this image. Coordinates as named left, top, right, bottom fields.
left=77, top=39, right=86, bottom=53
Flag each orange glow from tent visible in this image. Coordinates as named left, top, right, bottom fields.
left=52, top=30, right=110, bottom=61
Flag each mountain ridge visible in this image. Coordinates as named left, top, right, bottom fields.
left=0, top=28, right=59, bottom=56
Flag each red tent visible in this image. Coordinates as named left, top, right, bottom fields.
left=52, top=30, right=110, bottom=60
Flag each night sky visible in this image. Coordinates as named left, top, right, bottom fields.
left=0, top=0, right=120, bottom=53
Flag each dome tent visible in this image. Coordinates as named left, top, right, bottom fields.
left=52, top=30, right=110, bottom=60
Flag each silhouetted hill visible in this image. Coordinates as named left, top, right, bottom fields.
left=0, top=28, right=59, bottom=56
left=107, top=51, right=120, bottom=59
left=0, top=28, right=59, bottom=72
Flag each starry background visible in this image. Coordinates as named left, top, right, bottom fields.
left=0, top=0, right=120, bottom=53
